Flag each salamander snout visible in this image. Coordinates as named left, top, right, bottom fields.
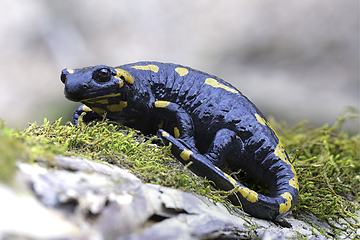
left=60, top=68, right=71, bottom=84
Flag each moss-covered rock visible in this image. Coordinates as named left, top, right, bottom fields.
left=0, top=109, right=358, bottom=238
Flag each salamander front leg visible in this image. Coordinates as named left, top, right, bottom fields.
left=72, top=104, right=102, bottom=125
left=154, top=100, right=196, bottom=148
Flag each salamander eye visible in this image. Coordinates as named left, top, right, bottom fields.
left=93, top=67, right=112, bottom=83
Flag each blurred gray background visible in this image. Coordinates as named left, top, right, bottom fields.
left=0, top=0, right=358, bottom=132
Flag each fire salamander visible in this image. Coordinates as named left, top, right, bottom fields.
left=60, top=61, right=299, bottom=220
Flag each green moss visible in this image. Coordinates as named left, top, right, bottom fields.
left=0, top=120, right=24, bottom=183
left=17, top=117, right=216, bottom=197
left=269, top=109, right=359, bottom=238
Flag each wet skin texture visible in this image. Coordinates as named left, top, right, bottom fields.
left=61, top=61, right=299, bottom=220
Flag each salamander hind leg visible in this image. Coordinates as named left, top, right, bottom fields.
left=204, top=128, right=244, bottom=167
left=158, top=127, right=295, bottom=220
left=158, top=128, right=257, bottom=205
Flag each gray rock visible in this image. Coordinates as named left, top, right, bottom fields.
left=0, top=156, right=350, bottom=239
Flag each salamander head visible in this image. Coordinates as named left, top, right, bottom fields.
left=60, top=65, right=134, bottom=102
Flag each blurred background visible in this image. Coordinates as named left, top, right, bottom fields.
left=0, top=0, right=358, bottom=133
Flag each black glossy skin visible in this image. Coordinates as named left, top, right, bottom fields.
left=61, top=61, right=299, bottom=220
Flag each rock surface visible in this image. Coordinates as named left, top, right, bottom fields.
left=0, top=156, right=351, bottom=239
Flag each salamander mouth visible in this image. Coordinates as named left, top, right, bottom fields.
left=81, top=93, right=123, bottom=104
left=64, top=89, right=119, bottom=102
left=64, top=92, right=81, bottom=102
left=64, top=91, right=91, bottom=102
left=79, top=92, right=128, bottom=113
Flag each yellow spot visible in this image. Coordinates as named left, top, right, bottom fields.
left=91, top=107, right=105, bottom=116
left=114, top=76, right=124, bottom=88
left=205, top=78, right=238, bottom=94
left=107, top=101, right=127, bottom=112
left=289, top=177, right=299, bottom=190
left=239, top=186, right=259, bottom=203
left=96, top=99, right=109, bottom=104
left=129, top=119, right=137, bottom=122
left=82, top=105, right=92, bottom=112
left=224, top=172, right=238, bottom=186
left=275, top=144, right=296, bottom=172
left=67, top=68, right=74, bottom=74
left=180, top=149, right=193, bottom=161
left=83, top=93, right=121, bottom=102
left=274, top=143, right=299, bottom=190
left=158, top=120, right=164, bottom=129
left=274, top=144, right=288, bottom=163
left=255, top=113, right=282, bottom=141
left=219, top=168, right=259, bottom=203
left=175, top=67, right=189, bottom=76
left=155, top=101, right=171, bottom=108
left=255, top=113, right=299, bottom=190
left=255, top=113, right=267, bottom=126
left=162, top=131, right=170, bottom=137
left=279, top=192, right=292, bottom=214
left=115, top=68, right=134, bottom=84
left=132, top=64, right=159, bottom=73
left=174, top=127, right=180, bottom=138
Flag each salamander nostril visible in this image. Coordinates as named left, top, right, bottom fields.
left=60, top=69, right=68, bottom=84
